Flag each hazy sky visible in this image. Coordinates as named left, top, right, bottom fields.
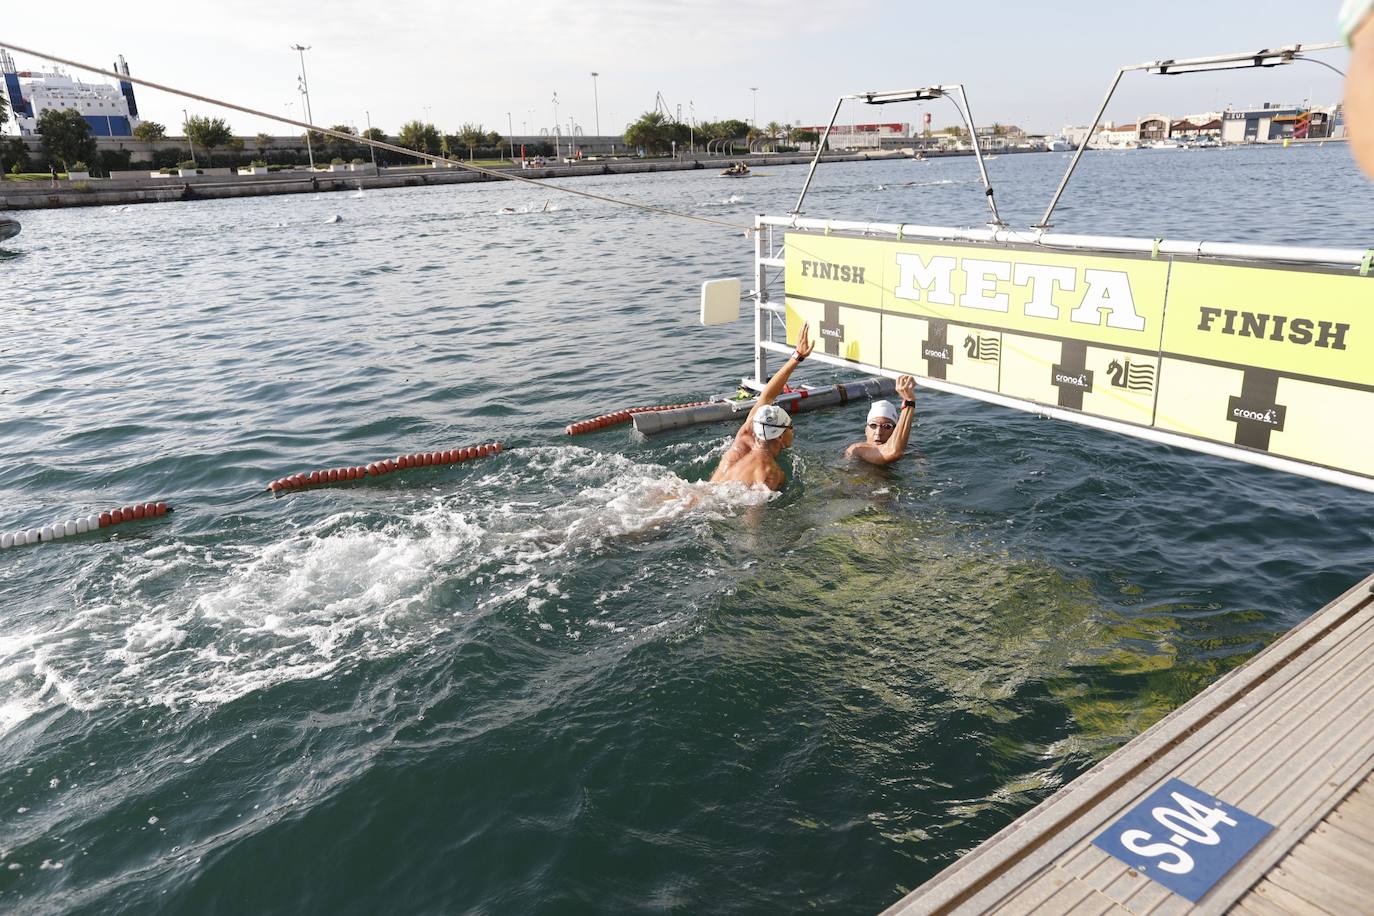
left=1, top=1, right=1352, bottom=138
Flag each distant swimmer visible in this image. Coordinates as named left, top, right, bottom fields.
left=709, top=323, right=815, bottom=491
left=845, top=375, right=917, bottom=466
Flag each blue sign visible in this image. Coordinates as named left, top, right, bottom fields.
left=1091, top=777, right=1273, bottom=902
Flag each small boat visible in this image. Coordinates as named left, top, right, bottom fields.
left=720, top=162, right=751, bottom=177
left=0, top=217, right=20, bottom=242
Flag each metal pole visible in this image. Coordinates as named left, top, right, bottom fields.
left=953, top=85, right=1004, bottom=226
left=590, top=71, right=600, bottom=137
left=292, top=44, right=316, bottom=170
left=292, top=44, right=313, bottom=124
left=507, top=112, right=513, bottom=160
left=754, top=214, right=769, bottom=386
left=300, top=85, right=314, bottom=169
left=791, top=96, right=845, bottom=214
left=552, top=91, right=559, bottom=159
left=1036, top=68, right=1124, bottom=229
left=750, top=86, right=758, bottom=126
left=182, top=108, right=196, bottom=164
left=365, top=109, right=376, bottom=168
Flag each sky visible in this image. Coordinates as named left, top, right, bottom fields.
left=0, top=1, right=1353, bottom=139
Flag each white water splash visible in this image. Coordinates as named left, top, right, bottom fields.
left=0, top=447, right=769, bottom=727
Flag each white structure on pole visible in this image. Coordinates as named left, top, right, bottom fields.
left=291, top=43, right=315, bottom=169
left=590, top=71, right=601, bottom=137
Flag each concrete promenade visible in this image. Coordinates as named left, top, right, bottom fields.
left=0, top=149, right=1009, bottom=211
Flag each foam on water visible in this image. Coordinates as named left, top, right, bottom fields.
left=0, top=446, right=770, bottom=730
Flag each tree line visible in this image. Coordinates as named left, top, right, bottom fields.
left=621, top=111, right=818, bottom=155
left=0, top=108, right=545, bottom=177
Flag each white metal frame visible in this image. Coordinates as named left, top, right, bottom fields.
left=1038, top=41, right=1342, bottom=228
left=792, top=85, right=1003, bottom=226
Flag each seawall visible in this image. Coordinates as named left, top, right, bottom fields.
left=0, top=149, right=1021, bottom=211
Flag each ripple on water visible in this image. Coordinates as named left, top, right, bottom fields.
left=0, top=147, right=1372, bottom=914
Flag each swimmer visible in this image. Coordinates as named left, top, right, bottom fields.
left=845, top=375, right=917, bottom=466
left=709, top=322, right=815, bottom=491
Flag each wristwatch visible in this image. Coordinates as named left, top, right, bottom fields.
left=902, top=399, right=915, bottom=410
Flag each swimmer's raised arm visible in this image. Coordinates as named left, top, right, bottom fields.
left=846, top=375, right=917, bottom=466
left=744, top=322, right=813, bottom=428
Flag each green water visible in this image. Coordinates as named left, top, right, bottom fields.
left=1, top=147, right=1372, bottom=914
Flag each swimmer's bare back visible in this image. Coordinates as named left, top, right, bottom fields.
left=710, top=438, right=786, bottom=491
left=708, top=322, right=814, bottom=492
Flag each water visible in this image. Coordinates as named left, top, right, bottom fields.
left=1, top=146, right=1372, bottom=914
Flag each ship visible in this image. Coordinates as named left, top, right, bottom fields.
left=1, top=48, right=141, bottom=137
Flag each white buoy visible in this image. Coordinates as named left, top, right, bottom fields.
left=40, top=525, right=55, bottom=541
left=1, top=532, right=12, bottom=549
left=26, top=529, right=40, bottom=544
left=64, top=520, right=78, bottom=537
left=86, top=514, right=100, bottom=531
left=76, top=518, right=89, bottom=534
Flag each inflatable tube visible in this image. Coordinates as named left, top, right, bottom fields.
left=630, top=377, right=896, bottom=435
left=565, top=401, right=711, bottom=436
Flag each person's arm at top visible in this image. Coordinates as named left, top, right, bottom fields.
left=847, top=375, right=917, bottom=466
left=740, top=322, right=814, bottom=429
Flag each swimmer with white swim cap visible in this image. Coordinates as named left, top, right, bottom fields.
left=710, top=323, right=814, bottom=491
left=845, top=374, right=917, bottom=466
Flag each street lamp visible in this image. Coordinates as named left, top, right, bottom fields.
left=590, top=71, right=601, bottom=137
left=182, top=108, right=196, bottom=165
left=507, top=111, right=514, bottom=160
left=291, top=44, right=315, bottom=169
left=552, top=91, right=560, bottom=159
left=750, top=86, right=759, bottom=126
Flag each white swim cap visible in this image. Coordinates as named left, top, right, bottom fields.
left=867, top=400, right=899, bottom=423
left=752, top=404, right=793, bottom=441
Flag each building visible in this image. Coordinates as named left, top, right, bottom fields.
left=794, top=122, right=910, bottom=150
left=1220, top=103, right=1337, bottom=143
left=1, top=49, right=141, bottom=137
left=1092, top=122, right=1139, bottom=149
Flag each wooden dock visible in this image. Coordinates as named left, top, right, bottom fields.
left=884, top=573, right=1374, bottom=915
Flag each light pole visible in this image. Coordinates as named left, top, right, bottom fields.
left=365, top=109, right=377, bottom=169
left=507, top=111, right=514, bottom=160
left=590, top=71, right=601, bottom=137
left=182, top=108, right=195, bottom=165
left=298, top=80, right=314, bottom=169
left=291, top=44, right=316, bottom=169
left=552, top=91, right=560, bottom=159
left=750, top=86, right=758, bottom=127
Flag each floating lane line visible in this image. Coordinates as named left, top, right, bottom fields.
left=267, top=442, right=504, bottom=497
left=1, top=501, right=173, bottom=549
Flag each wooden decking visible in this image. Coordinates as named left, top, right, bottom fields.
left=884, top=573, right=1374, bottom=915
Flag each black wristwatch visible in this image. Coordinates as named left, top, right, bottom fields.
left=902, top=400, right=915, bottom=410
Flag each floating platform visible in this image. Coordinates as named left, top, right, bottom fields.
left=884, top=572, right=1374, bottom=914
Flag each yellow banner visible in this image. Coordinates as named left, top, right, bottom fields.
left=782, top=230, right=1374, bottom=483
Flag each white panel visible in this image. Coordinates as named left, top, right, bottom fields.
left=699, top=278, right=742, bottom=325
